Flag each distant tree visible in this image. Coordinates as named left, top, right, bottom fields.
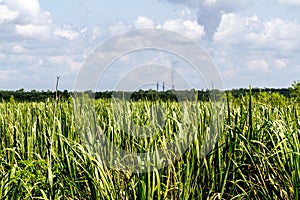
left=291, top=81, right=300, bottom=101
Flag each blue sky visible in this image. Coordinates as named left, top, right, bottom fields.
left=0, top=0, right=300, bottom=91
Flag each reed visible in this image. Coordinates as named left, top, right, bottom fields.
left=0, top=92, right=299, bottom=199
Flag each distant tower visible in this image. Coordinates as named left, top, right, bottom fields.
left=156, top=82, right=159, bottom=91
left=162, top=82, right=165, bottom=92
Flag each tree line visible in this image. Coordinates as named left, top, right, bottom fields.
left=0, top=87, right=294, bottom=102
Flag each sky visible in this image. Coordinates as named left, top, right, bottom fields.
left=0, top=0, right=300, bottom=91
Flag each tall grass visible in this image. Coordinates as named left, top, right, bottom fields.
left=0, top=92, right=299, bottom=199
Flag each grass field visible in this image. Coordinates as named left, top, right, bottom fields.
left=0, top=92, right=299, bottom=199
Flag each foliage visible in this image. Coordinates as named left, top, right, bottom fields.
left=291, top=80, right=300, bottom=101
left=0, top=91, right=299, bottom=199
left=0, top=87, right=292, bottom=102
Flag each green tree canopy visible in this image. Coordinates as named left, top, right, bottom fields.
left=291, top=80, right=300, bottom=101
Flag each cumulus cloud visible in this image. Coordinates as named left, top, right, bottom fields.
left=0, top=0, right=90, bottom=42
left=108, top=21, right=131, bottom=36
left=247, top=59, right=270, bottom=73
left=0, top=0, right=49, bottom=41
left=273, top=58, right=289, bottom=70
left=15, top=24, right=50, bottom=40
left=214, top=13, right=300, bottom=52
left=54, top=25, right=87, bottom=40
left=3, top=0, right=40, bottom=17
left=0, top=0, right=98, bottom=90
left=134, top=16, right=154, bottom=28
left=107, top=16, right=204, bottom=41
left=0, top=5, right=18, bottom=23
left=161, top=18, right=205, bottom=40
left=164, top=0, right=252, bottom=39
left=1, top=0, right=299, bottom=90
left=2, top=0, right=51, bottom=25
left=206, top=12, right=300, bottom=88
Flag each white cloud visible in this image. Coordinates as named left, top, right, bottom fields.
left=0, top=0, right=299, bottom=90
left=273, top=58, right=289, bottom=70
left=0, top=0, right=89, bottom=47
left=12, top=44, right=24, bottom=53
left=47, top=55, right=82, bottom=74
left=161, top=18, right=205, bottom=40
left=279, top=0, right=300, bottom=6
left=214, top=13, right=300, bottom=52
left=134, top=16, right=154, bottom=28
left=108, top=21, right=131, bottom=35
left=1, top=0, right=53, bottom=41
left=213, top=13, right=243, bottom=44
left=3, top=0, right=40, bottom=20
left=214, top=14, right=268, bottom=45
left=54, top=27, right=80, bottom=40
left=165, top=0, right=253, bottom=39
left=107, top=16, right=205, bottom=41
left=247, top=59, right=269, bottom=73
left=92, top=26, right=102, bottom=39
left=15, top=24, right=50, bottom=40
left=0, top=0, right=93, bottom=90
left=2, top=0, right=52, bottom=26
left=0, top=5, right=18, bottom=23
left=209, top=12, right=300, bottom=88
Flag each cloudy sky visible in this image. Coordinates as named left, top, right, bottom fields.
left=0, top=0, right=300, bottom=91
